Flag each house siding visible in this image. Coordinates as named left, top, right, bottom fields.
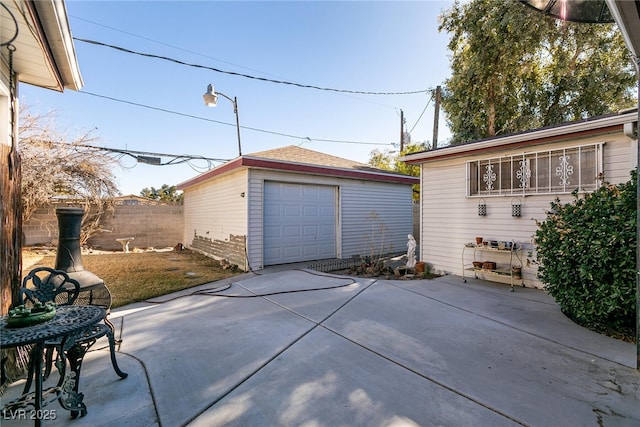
left=420, top=133, right=637, bottom=289
left=247, top=169, right=264, bottom=270
left=604, top=138, right=638, bottom=182
left=341, top=181, right=413, bottom=259
left=247, top=169, right=414, bottom=269
left=182, top=169, right=248, bottom=269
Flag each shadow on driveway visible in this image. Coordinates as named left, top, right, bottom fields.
left=2, top=271, right=638, bottom=426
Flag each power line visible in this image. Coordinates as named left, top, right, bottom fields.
left=69, top=15, right=295, bottom=82
left=409, top=93, right=433, bottom=135
left=69, top=16, right=400, bottom=111
left=79, top=143, right=230, bottom=163
left=78, top=91, right=392, bottom=146
left=74, top=37, right=431, bottom=96
left=50, top=140, right=227, bottom=169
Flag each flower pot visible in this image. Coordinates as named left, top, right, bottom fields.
left=473, top=261, right=483, bottom=269
left=394, top=266, right=407, bottom=277
left=7, top=303, right=57, bottom=328
left=482, top=261, right=496, bottom=271
left=475, top=236, right=483, bottom=245
left=415, top=262, right=426, bottom=272
left=512, top=266, right=522, bottom=279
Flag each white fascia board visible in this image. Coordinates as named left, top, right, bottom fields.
left=32, top=0, right=84, bottom=91
left=401, top=110, right=638, bottom=164
left=606, top=0, right=640, bottom=66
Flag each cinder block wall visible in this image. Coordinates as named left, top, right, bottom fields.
left=23, top=207, right=60, bottom=246
left=23, top=204, right=184, bottom=251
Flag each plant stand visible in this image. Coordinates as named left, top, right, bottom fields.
left=462, top=240, right=524, bottom=291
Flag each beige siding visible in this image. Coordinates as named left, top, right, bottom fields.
left=604, top=139, right=637, bottom=183
left=420, top=133, right=637, bottom=289
left=182, top=170, right=248, bottom=268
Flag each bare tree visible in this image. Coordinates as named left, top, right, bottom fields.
left=19, top=106, right=119, bottom=245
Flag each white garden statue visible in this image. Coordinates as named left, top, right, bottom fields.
left=406, top=234, right=417, bottom=269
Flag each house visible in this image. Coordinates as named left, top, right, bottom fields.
left=402, top=109, right=638, bottom=289
left=1, top=0, right=83, bottom=314
left=177, top=145, right=419, bottom=270
left=113, top=194, right=163, bottom=205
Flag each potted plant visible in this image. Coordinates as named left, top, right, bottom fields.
left=512, top=266, right=522, bottom=279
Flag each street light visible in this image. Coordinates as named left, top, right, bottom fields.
left=203, top=84, right=242, bottom=156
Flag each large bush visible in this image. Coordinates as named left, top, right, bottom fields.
left=535, top=169, right=636, bottom=336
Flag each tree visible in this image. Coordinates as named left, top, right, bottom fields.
left=19, top=106, right=119, bottom=244
left=439, top=0, right=637, bottom=144
left=369, top=142, right=427, bottom=199
left=140, top=184, right=183, bottom=204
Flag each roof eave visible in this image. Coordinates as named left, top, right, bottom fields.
left=30, top=0, right=84, bottom=91
left=606, top=0, right=640, bottom=63
left=402, top=110, right=638, bottom=164
left=177, top=156, right=418, bottom=190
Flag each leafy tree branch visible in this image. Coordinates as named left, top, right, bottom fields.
left=439, top=0, right=637, bottom=144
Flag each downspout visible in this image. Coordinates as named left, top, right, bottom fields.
left=627, top=54, right=640, bottom=372
left=603, top=0, right=639, bottom=369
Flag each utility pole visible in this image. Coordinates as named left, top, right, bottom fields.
left=432, top=85, right=441, bottom=150
left=399, top=109, right=405, bottom=153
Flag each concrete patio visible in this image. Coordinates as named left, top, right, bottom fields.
left=2, top=268, right=639, bottom=426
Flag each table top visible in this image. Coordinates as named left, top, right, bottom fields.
left=0, top=305, right=105, bottom=348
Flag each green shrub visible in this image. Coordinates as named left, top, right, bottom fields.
left=535, top=169, right=636, bottom=336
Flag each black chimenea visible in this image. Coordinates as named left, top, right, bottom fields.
left=54, top=207, right=103, bottom=288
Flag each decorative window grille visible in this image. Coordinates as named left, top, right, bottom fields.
left=467, top=143, right=602, bottom=197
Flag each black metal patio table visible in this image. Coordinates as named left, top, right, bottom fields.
left=1, top=305, right=105, bottom=426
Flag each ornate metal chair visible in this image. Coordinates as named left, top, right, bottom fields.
left=18, top=268, right=81, bottom=393
left=20, top=267, right=80, bottom=308
left=64, top=282, right=128, bottom=384
left=19, top=267, right=128, bottom=407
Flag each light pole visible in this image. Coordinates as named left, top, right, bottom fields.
left=203, top=84, right=242, bottom=156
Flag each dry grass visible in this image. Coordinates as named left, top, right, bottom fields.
left=22, top=249, right=242, bottom=308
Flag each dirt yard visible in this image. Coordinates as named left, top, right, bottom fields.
left=21, top=247, right=242, bottom=308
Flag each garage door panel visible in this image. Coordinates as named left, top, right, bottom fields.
left=319, top=224, right=334, bottom=235
left=264, top=204, right=281, bottom=215
left=303, top=225, right=319, bottom=237
left=283, top=184, right=302, bottom=197
left=319, top=206, right=335, bottom=216
left=303, top=205, right=318, bottom=216
left=319, top=243, right=335, bottom=253
left=264, top=247, right=281, bottom=259
left=283, top=246, right=302, bottom=258
left=264, top=225, right=282, bottom=238
left=283, top=225, right=302, bottom=238
left=303, top=246, right=319, bottom=256
left=264, top=182, right=336, bottom=265
left=284, top=208, right=302, bottom=218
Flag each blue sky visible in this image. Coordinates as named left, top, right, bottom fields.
left=20, top=1, right=455, bottom=196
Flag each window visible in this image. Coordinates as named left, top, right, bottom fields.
left=467, top=143, right=602, bottom=196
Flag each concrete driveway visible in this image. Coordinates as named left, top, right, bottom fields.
left=2, top=269, right=639, bottom=426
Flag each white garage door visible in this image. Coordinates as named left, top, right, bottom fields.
left=263, top=182, right=337, bottom=265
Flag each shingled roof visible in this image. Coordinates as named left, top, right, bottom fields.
left=177, top=145, right=418, bottom=190
left=246, top=145, right=382, bottom=172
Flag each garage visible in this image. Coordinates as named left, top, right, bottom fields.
left=178, top=145, right=418, bottom=271
left=263, top=181, right=337, bottom=265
